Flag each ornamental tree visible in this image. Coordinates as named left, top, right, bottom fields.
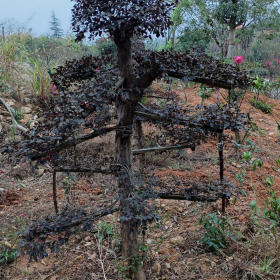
left=1, top=1, right=252, bottom=279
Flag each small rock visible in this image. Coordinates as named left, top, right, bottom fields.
left=35, top=168, right=44, bottom=177
left=165, top=263, right=171, bottom=269
left=185, top=201, right=192, bottom=207
left=152, top=261, right=161, bottom=274
left=21, top=106, right=32, bottom=114
left=170, top=236, right=184, bottom=246
left=177, top=207, right=184, bottom=213
left=11, top=163, right=30, bottom=179
left=182, top=210, right=189, bottom=216
left=135, top=270, right=146, bottom=280
left=87, top=253, right=97, bottom=260
left=29, top=122, right=36, bottom=129
left=84, top=236, right=91, bottom=242
left=6, top=100, right=15, bottom=107
left=20, top=114, right=33, bottom=124
left=4, top=241, right=13, bottom=248
left=23, top=98, right=31, bottom=104
left=146, top=239, right=153, bottom=245
left=111, top=239, right=118, bottom=249
left=92, top=188, right=102, bottom=195
left=232, top=162, right=241, bottom=168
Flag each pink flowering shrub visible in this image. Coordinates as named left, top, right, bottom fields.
left=266, top=58, right=280, bottom=78
left=234, top=56, right=244, bottom=65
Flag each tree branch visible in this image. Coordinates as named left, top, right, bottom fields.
left=0, top=97, right=28, bottom=133
left=166, top=70, right=237, bottom=90
left=30, top=126, right=119, bottom=161
left=22, top=204, right=120, bottom=241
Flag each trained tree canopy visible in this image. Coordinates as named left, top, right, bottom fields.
left=1, top=1, right=252, bottom=279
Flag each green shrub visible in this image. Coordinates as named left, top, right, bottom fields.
left=12, top=108, right=23, bottom=122
left=198, top=213, right=237, bottom=254
left=250, top=98, right=272, bottom=114
left=95, top=222, right=118, bottom=242
left=96, top=38, right=117, bottom=56
left=250, top=189, right=280, bottom=242
left=198, top=84, right=214, bottom=105
left=0, top=244, right=18, bottom=265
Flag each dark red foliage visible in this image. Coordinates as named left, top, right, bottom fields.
left=71, top=0, right=175, bottom=40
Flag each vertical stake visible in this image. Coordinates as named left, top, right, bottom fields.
left=53, top=170, right=58, bottom=214
left=218, top=132, right=226, bottom=214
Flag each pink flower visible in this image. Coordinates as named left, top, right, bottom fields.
left=19, top=213, right=24, bottom=217
left=234, top=56, right=244, bottom=65
left=275, top=58, right=280, bottom=63
left=51, top=84, right=58, bottom=95
left=268, top=61, right=273, bottom=66
left=96, top=68, right=100, bottom=72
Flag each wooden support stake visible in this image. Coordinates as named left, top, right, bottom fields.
left=53, top=171, right=58, bottom=214
left=218, top=132, right=226, bottom=213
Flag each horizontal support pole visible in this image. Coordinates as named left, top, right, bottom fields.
left=54, top=167, right=113, bottom=174
left=132, top=144, right=192, bottom=155
left=157, top=193, right=219, bottom=202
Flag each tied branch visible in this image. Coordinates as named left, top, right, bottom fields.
left=30, top=125, right=120, bottom=161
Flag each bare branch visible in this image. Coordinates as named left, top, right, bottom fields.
left=0, top=97, right=28, bottom=133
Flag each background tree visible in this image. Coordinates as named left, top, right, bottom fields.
left=49, top=11, right=63, bottom=38
left=174, top=0, right=280, bottom=57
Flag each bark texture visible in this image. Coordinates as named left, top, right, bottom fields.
left=115, top=35, right=145, bottom=280
left=227, top=28, right=236, bottom=59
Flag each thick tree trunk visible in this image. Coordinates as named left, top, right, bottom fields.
left=227, top=28, right=236, bottom=59
left=116, top=103, right=145, bottom=280
left=114, top=35, right=145, bottom=280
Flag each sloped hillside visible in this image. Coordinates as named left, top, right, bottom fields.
left=1, top=83, right=280, bottom=280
